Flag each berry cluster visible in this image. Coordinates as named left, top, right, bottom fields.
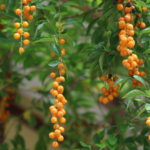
left=99, top=74, right=120, bottom=104
left=49, top=37, right=67, bottom=148
left=146, top=117, right=150, bottom=141
left=14, top=0, right=36, bottom=54
left=115, top=0, right=146, bottom=88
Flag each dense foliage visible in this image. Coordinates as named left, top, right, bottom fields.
left=0, top=0, right=150, bottom=150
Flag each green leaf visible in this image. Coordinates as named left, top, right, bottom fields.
left=143, top=49, right=150, bottom=54
left=34, top=23, right=44, bottom=40
left=34, top=38, right=55, bottom=43
left=127, top=97, right=134, bottom=109
left=136, top=107, right=146, bottom=118
left=48, top=60, right=60, bottom=67
left=145, top=90, right=150, bottom=97
left=133, top=75, right=147, bottom=88
left=0, top=11, right=20, bottom=19
left=99, top=53, right=104, bottom=73
left=134, top=99, right=146, bottom=104
left=93, top=133, right=100, bottom=144
left=53, top=44, right=61, bottom=56
left=64, top=63, right=68, bottom=79
left=41, top=6, right=56, bottom=13
left=62, top=1, right=78, bottom=7
left=80, top=141, right=91, bottom=149
left=108, top=135, right=117, bottom=145
left=5, top=0, right=15, bottom=13
left=63, top=18, right=83, bottom=26
left=136, top=0, right=147, bottom=12
left=96, top=144, right=106, bottom=148
left=114, top=77, right=132, bottom=86
left=145, top=103, right=150, bottom=111
left=15, top=134, right=25, bottom=150
left=123, top=90, right=146, bottom=98
left=54, top=12, right=68, bottom=19
left=99, top=129, right=105, bottom=140
left=139, top=27, right=150, bottom=35
left=82, top=7, right=98, bottom=22
left=43, top=23, right=56, bottom=35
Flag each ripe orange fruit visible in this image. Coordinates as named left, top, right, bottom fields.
left=52, top=81, right=59, bottom=88
left=112, top=91, right=119, bottom=97
left=52, top=90, right=58, bottom=97
left=58, top=63, right=65, bottom=69
left=57, top=135, right=64, bottom=142
left=138, top=59, right=144, bottom=65
left=62, top=23, right=65, bottom=26
left=57, top=94, right=64, bottom=101
left=19, top=47, right=25, bottom=53
left=23, top=39, right=30, bottom=46
left=61, top=48, right=66, bottom=56
left=103, top=98, right=109, bottom=104
left=49, top=132, right=55, bottom=139
left=14, top=33, right=20, bottom=40
left=59, top=76, right=65, bottom=83
left=24, top=6, right=30, bottom=11
left=146, top=120, right=150, bottom=126
left=117, top=4, right=123, bottom=11
left=0, top=4, right=5, bottom=10
left=51, top=53, right=56, bottom=57
left=57, top=111, right=64, bottom=117
left=14, top=22, right=20, bottom=28
left=101, top=87, right=107, bottom=93
left=57, top=85, right=64, bottom=94
left=51, top=117, right=57, bottom=123
left=60, top=117, right=66, bottom=124
left=53, top=123, right=59, bottom=129
left=59, top=38, right=66, bottom=45
left=28, top=15, right=33, bottom=21
left=23, top=32, right=30, bottom=38
left=108, top=95, right=114, bottom=101
left=140, top=71, right=145, bottom=77
left=104, top=91, right=109, bottom=97
left=57, top=102, right=63, bottom=109
left=99, top=96, right=104, bottom=102
left=100, top=75, right=107, bottom=81
left=59, top=69, right=65, bottom=75
left=30, top=5, right=36, bottom=12
left=52, top=141, right=59, bottom=148
left=23, top=21, right=29, bottom=28
left=140, top=22, right=146, bottom=29
left=50, top=72, right=56, bottom=78
left=15, top=9, right=21, bottom=15
left=148, top=135, right=150, bottom=141
left=17, top=28, right=23, bottom=34
left=59, top=126, right=65, bottom=133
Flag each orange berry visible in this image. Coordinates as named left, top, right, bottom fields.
left=60, top=117, right=66, bottom=124
left=54, top=99, right=59, bottom=104
left=30, top=5, right=36, bottom=12
left=146, top=120, right=150, bottom=126
left=101, top=87, right=107, bottom=93
left=130, top=61, right=137, bottom=68
left=49, top=132, right=55, bottom=139
left=51, top=53, right=56, bottom=57
left=134, top=71, right=140, bottom=76
left=99, top=96, right=104, bottom=102
left=50, top=89, right=54, bottom=94
left=128, top=70, right=133, bottom=76
left=58, top=63, right=65, bottom=69
left=62, top=23, right=65, bottom=26
left=50, top=72, right=56, bottom=78
left=23, top=32, right=30, bottom=38
left=104, top=91, right=109, bottom=97
left=138, top=82, right=143, bottom=87
left=28, top=15, right=33, bottom=21
left=103, top=98, right=109, bottom=104
left=108, top=81, right=114, bottom=87
left=24, top=5, right=30, bottom=11
left=61, top=48, right=66, bottom=56
left=147, top=117, right=150, bottom=120
left=52, top=141, right=59, bottom=148
left=113, top=85, right=119, bottom=91
left=51, top=117, right=57, bottom=123
left=109, top=87, right=113, bottom=93
left=53, top=123, right=59, bottom=129
left=148, top=135, right=150, bottom=141
left=57, top=135, right=64, bottom=142
left=23, top=21, right=29, bottom=28
left=23, top=39, right=30, bottom=46
left=0, top=4, right=5, bottom=10
left=59, top=38, right=66, bottom=45
left=138, top=59, right=144, bottom=65
left=19, top=47, right=25, bottom=54
left=52, top=81, right=59, bottom=88
left=59, top=69, right=65, bottom=75
left=60, top=108, right=66, bottom=115
left=51, top=108, right=58, bottom=115
left=59, top=126, right=65, bottom=133
left=15, top=9, right=21, bottom=15
left=57, top=94, right=64, bottom=101
left=131, top=54, right=138, bottom=61
left=108, top=95, right=114, bottom=101
left=54, top=129, right=61, bottom=136
left=49, top=105, right=55, bottom=111
left=100, top=75, right=107, bottom=81
left=61, top=99, right=67, bottom=105
left=57, top=111, right=64, bottom=117
left=57, top=102, right=63, bottom=109
left=132, top=83, right=137, bottom=88
left=140, top=71, right=145, bottom=77
left=14, top=22, right=20, bottom=28
left=57, top=85, right=64, bottom=94
left=117, top=4, right=123, bottom=11
left=59, top=76, right=65, bottom=83
left=112, top=91, right=119, bottom=97
left=113, top=76, right=118, bottom=82
left=52, top=90, right=58, bottom=97
left=14, top=33, right=20, bottom=40
left=132, top=79, right=138, bottom=83
left=17, top=28, right=23, bottom=34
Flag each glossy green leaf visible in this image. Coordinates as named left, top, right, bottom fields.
left=99, top=53, right=104, bottom=73
left=5, top=0, right=15, bottom=13
left=34, top=38, right=55, bottom=43
left=134, top=99, right=146, bottom=104
left=54, top=12, right=68, bottom=19
left=43, top=23, right=56, bottom=35
left=114, top=77, right=132, bottom=86
left=108, top=135, right=117, bottom=145
left=145, top=103, right=150, bottom=111
left=133, top=75, right=147, bottom=88
left=48, top=60, right=60, bottom=67
left=53, top=44, right=61, bottom=56
left=123, top=90, right=146, bottom=98
left=136, top=107, right=146, bottom=118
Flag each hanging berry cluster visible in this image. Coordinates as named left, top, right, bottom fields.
left=114, top=0, right=146, bottom=88
left=99, top=74, right=120, bottom=104
left=49, top=36, right=68, bottom=147
left=14, top=0, right=36, bottom=54
left=146, top=117, right=150, bottom=141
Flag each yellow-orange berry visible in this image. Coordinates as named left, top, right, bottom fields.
left=59, top=38, right=65, bottom=45
left=23, top=32, right=30, bottom=38
left=49, top=132, right=55, bottom=139
left=14, top=22, right=20, bottom=28
left=30, top=5, right=36, bottom=12
left=50, top=72, right=56, bottom=78
left=23, top=39, right=30, bottom=46
left=52, top=141, right=59, bottom=148
left=14, top=33, right=20, bottom=40
left=51, top=117, right=57, bottom=123
left=15, top=9, right=21, bottom=15
left=23, top=21, right=29, bottom=28
left=0, top=4, right=5, bottom=10
left=19, top=47, right=25, bottom=54
left=60, top=117, right=66, bottom=124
